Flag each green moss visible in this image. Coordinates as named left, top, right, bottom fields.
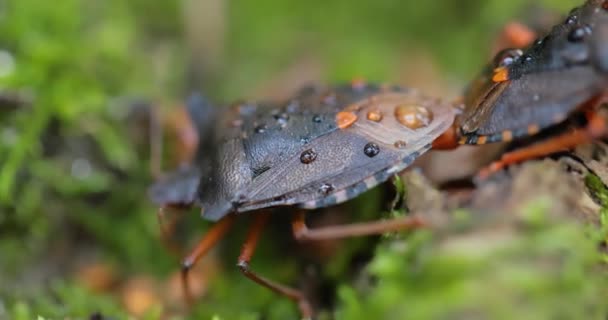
left=519, top=197, right=552, bottom=228
left=0, top=0, right=600, bottom=319
left=585, top=172, right=608, bottom=264
left=337, top=211, right=608, bottom=320
left=585, top=173, right=608, bottom=228
left=6, top=282, right=131, bottom=320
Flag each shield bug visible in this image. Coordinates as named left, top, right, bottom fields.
left=149, top=82, right=456, bottom=317
left=433, top=0, right=608, bottom=177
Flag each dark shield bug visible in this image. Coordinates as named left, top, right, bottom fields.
left=433, top=0, right=608, bottom=176
left=149, top=82, right=456, bottom=318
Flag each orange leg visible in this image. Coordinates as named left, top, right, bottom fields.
left=181, top=214, right=236, bottom=304
left=291, top=211, right=427, bottom=242
left=237, top=213, right=314, bottom=319
left=477, top=112, right=607, bottom=179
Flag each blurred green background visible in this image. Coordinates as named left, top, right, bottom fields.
left=3, top=0, right=607, bottom=319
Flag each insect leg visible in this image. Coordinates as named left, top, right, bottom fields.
left=477, top=111, right=607, bottom=179
left=237, top=213, right=314, bottom=319
left=181, top=214, right=236, bottom=304
left=291, top=211, right=427, bottom=241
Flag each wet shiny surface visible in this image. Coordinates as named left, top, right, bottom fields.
left=394, top=105, right=434, bottom=129
left=171, top=83, right=458, bottom=220
left=459, top=0, right=608, bottom=142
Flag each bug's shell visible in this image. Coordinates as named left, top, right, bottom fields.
left=148, top=87, right=345, bottom=210
left=459, top=0, right=608, bottom=145
left=163, top=84, right=456, bottom=221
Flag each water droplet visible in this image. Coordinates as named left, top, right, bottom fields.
left=318, top=183, right=334, bottom=195
left=336, top=111, right=358, bottom=129
left=394, top=140, right=407, bottom=149
left=565, top=15, right=577, bottom=25
left=568, top=25, right=591, bottom=42
left=364, top=142, right=380, bottom=157
left=273, top=113, right=290, bottom=127
left=366, top=110, right=383, bottom=122
left=493, top=48, right=523, bottom=68
left=523, top=55, right=533, bottom=63
left=300, top=149, right=317, bottom=164
left=312, top=114, right=322, bottom=123
left=254, top=124, right=267, bottom=133
left=394, top=105, right=433, bottom=129
left=300, top=136, right=310, bottom=144
left=532, top=94, right=540, bottom=102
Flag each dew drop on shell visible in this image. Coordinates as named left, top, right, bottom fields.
left=363, top=142, right=380, bottom=157
left=568, top=25, right=591, bottom=42
left=493, top=48, right=522, bottom=68
left=394, top=105, right=433, bottom=129
left=336, top=111, right=358, bottom=129
left=300, top=149, right=317, bottom=164
left=318, top=183, right=334, bottom=195
left=366, top=110, right=383, bottom=122
left=394, top=140, right=407, bottom=149
left=254, top=124, right=267, bottom=133
left=273, top=113, right=290, bottom=127
left=565, top=15, right=577, bottom=25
